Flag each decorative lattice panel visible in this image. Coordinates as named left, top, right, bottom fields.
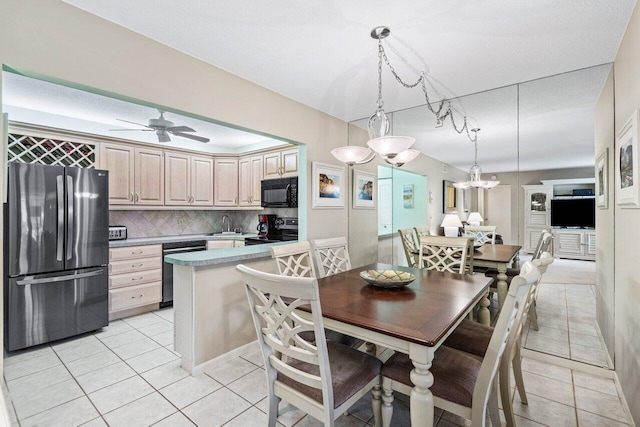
left=8, top=134, right=96, bottom=168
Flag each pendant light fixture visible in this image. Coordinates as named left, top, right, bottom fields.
left=332, top=26, right=478, bottom=168
left=453, top=129, right=500, bottom=189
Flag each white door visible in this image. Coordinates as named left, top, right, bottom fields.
left=485, top=185, right=512, bottom=244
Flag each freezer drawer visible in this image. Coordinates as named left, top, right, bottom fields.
left=4, top=268, right=108, bottom=351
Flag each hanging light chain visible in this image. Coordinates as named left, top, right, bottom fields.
left=378, top=41, right=476, bottom=143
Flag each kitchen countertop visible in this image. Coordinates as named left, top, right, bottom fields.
left=164, top=241, right=292, bottom=266
left=109, top=233, right=258, bottom=248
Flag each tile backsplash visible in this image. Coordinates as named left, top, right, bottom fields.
left=109, top=209, right=298, bottom=239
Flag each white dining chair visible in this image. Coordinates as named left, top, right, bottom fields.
left=270, top=240, right=361, bottom=349
left=269, top=241, right=317, bottom=278
left=310, top=237, right=351, bottom=278
left=442, top=258, right=551, bottom=426
left=237, top=264, right=382, bottom=427
left=379, top=262, right=540, bottom=427
left=398, top=228, right=419, bottom=268
left=418, top=236, right=469, bottom=274
left=413, top=226, right=430, bottom=239
left=464, top=225, right=497, bottom=245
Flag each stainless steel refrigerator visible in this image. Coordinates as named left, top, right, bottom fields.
left=4, top=162, right=109, bottom=351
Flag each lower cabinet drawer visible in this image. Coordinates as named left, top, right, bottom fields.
left=110, top=257, right=162, bottom=275
left=109, top=268, right=162, bottom=289
left=109, top=282, right=162, bottom=312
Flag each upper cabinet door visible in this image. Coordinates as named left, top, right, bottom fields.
left=165, top=151, right=191, bottom=206
left=238, top=157, right=252, bottom=206
left=249, top=155, right=263, bottom=205
left=134, top=147, right=164, bottom=205
left=263, top=151, right=281, bottom=179
left=280, top=148, right=299, bottom=177
left=100, top=143, right=135, bottom=205
left=190, top=155, right=214, bottom=206
left=214, top=158, right=239, bottom=206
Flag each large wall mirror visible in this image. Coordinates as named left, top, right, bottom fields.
left=348, top=63, right=613, bottom=368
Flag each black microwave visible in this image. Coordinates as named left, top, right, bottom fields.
left=261, top=177, right=298, bottom=208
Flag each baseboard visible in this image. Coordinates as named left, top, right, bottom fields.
left=613, top=372, right=637, bottom=427
left=190, top=340, right=258, bottom=376
left=521, top=348, right=615, bottom=378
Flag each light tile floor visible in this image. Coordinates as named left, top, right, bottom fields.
left=3, top=305, right=632, bottom=426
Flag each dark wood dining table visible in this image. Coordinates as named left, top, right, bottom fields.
left=300, top=262, right=493, bottom=427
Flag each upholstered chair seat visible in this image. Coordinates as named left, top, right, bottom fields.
left=443, top=319, right=493, bottom=358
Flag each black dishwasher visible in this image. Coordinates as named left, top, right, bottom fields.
left=161, top=240, right=207, bottom=307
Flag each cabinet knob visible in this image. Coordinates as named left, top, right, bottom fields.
left=130, top=192, right=134, bottom=201
left=135, top=193, right=139, bottom=202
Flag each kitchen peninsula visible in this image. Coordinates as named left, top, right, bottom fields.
left=164, top=244, right=287, bottom=374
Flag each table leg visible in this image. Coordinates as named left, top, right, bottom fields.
left=497, top=264, right=508, bottom=309
left=477, top=289, right=491, bottom=326
left=512, top=253, right=520, bottom=270
left=410, top=357, right=435, bottom=427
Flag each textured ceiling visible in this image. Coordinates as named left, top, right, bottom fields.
left=62, top=0, right=634, bottom=122
left=8, top=2, right=633, bottom=169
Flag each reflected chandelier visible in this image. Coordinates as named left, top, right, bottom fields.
left=332, top=26, right=477, bottom=167
left=453, top=129, right=500, bottom=189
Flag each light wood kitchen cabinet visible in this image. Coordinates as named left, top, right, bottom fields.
left=214, top=158, right=239, bottom=206
left=108, top=244, right=162, bottom=320
left=165, top=151, right=214, bottom=206
left=263, top=148, right=298, bottom=179
left=100, top=143, right=164, bottom=205
left=239, top=155, right=263, bottom=206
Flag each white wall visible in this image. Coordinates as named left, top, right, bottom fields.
left=609, top=2, right=640, bottom=421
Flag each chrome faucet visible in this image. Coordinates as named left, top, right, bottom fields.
left=222, top=215, right=231, bottom=233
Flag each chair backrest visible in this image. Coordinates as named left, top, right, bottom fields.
left=236, top=264, right=335, bottom=420
left=464, top=237, right=475, bottom=275
left=269, top=241, right=317, bottom=278
left=398, top=228, right=419, bottom=268
left=530, top=251, right=554, bottom=301
left=310, top=237, right=352, bottom=278
left=413, top=226, right=430, bottom=239
left=464, top=225, right=497, bottom=245
left=471, top=261, right=540, bottom=423
left=418, top=236, right=469, bottom=274
left=532, top=230, right=553, bottom=260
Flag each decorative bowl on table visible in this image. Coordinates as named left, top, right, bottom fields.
left=359, top=269, right=415, bottom=288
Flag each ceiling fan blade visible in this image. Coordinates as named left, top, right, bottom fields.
left=172, top=132, right=210, bottom=143
left=167, top=125, right=195, bottom=133
left=116, top=118, right=150, bottom=128
left=109, top=128, right=154, bottom=131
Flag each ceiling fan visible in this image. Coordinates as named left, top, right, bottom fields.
left=110, top=110, right=210, bottom=143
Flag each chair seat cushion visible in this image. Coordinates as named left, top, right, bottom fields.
left=443, top=319, right=493, bottom=358
left=277, top=341, right=382, bottom=408
left=299, top=330, right=364, bottom=349
left=381, top=347, right=481, bottom=408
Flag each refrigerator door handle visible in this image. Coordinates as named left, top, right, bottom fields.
left=66, top=175, right=74, bottom=261
left=16, top=269, right=104, bottom=286
left=56, top=175, right=64, bottom=262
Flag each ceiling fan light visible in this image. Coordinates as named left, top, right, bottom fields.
left=367, top=136, right=416, bottom=158
left=331, top=146, right=374, bottom=165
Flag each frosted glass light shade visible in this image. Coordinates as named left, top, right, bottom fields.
left=331, top=146, right=373, bottom=165
left=385, top=149, right=420, bottom=167
left=453, top=181, right=472, bottom=189
left=367, top=136, right=416, bottom=159
left=482, top=180, right=500, bottom=189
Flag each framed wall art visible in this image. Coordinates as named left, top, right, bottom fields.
left=312, top=162, right=345, bottom=209
left=353, top=169, right=376, bottom=209
left=443, top=180, right=458, bottom=213
left=596, top=148, right=608, bottom=209
left=615, top=110, right=640, bottom=208
left=403, top=184, right=414, bottom=209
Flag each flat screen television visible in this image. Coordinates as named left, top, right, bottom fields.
left=550, top=198, right=595, bottom=228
